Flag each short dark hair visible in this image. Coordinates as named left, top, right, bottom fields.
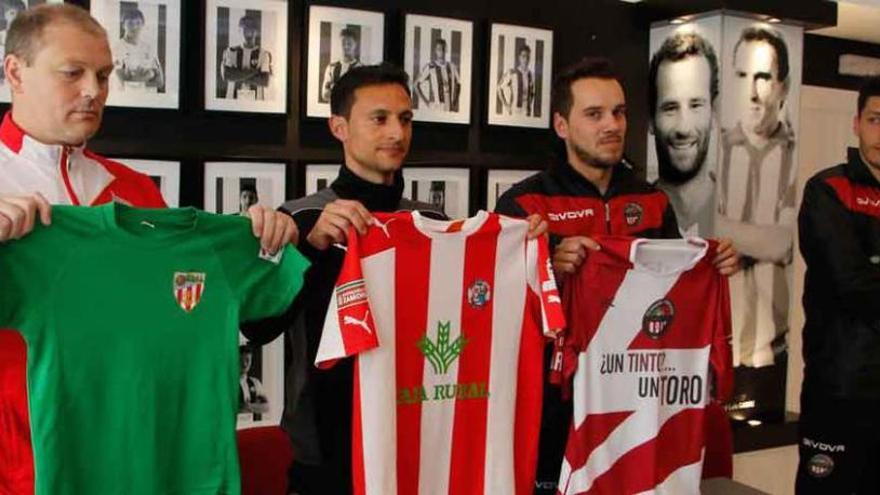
left=340, top=27, right=357, bottom=39
left=433, top=38, right=447, bottom=50
left=5, top=4, right=105, bottom=63
left=858, top=76, right=880, bottom=116
left=121, top=8, right=145, bottom=24
left=551, top=57, right=622, bottom=118
left=648, top=31, right=719, bottom=119
left=517, top=45, right=531, bottom=56
left=330, top=63, right=411, bottom=118
left=239, top=14, right=259, bottom=30
left=735, top=27, right=789, bottom=82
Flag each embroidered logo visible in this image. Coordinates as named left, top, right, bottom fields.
left=467, top=280, right=492, bottom=309
left=642, top=299, right=674, bottom=339
left=174, top=272, right=206, bottom=313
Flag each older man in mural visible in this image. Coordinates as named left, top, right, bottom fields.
left=716, top=26, right=796, bottom=369
left=649, top=31, right=720, bottom=236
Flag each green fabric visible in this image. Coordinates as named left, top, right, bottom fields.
left=0, top=203, right=309, bottom=495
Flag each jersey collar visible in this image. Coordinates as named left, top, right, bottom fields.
left=0, top=112, right=87, bottom=168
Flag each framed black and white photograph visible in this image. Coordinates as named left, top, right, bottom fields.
left=205, top=0, right=288, bottom=113
left=487, top=23, right=553, bottom=128
left=203, top=161, right=286, bottom=214
left=486, top=169, right=538, bottom=211
left=91, top=0, right=181, bottom=109
left=0, top=1, right=63, bottom=103
left=121, top=159, right=181, bottom=206
left=236, top=335, right=284, bottom=429
left=403, top=167, right=469, bottom=219
left=404, top=14, right=472, bottom=124
left=306, top=5, right=384, bottom=118
left=304, top=163, right=340, bottom=195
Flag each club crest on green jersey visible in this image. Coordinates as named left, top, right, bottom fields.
left=174, top=272, right=206, bottom=312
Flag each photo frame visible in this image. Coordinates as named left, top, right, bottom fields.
left=120, top=158, right=181, bottom=207
left=486, top=169, right=539, bottom=211
left=304, top=164, right=340, bottom=195
left=402, top=167, right=470, bottom=219
left=404, top=14, right=473, bottom=124
left=487, top=23, right=553, bottom=128
left=205, top=0, right=288, bottom=113
left=0, top=1, right=64, bottom=104
left=203, top=161, right=287, bottom=214
left=91, top=0, right=181, bottom=109
left=306, top=5, right=384, bottom=118
left=236, top=334, right=284, bottom=429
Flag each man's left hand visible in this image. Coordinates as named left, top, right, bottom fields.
left=526, top=214, right=548, bottom=240
left=713, top=238, right=740, bottom=276
left=246, top=205, right=299, bottom=254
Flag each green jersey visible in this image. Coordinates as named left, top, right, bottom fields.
left=0, top=204, right=309, bottom=495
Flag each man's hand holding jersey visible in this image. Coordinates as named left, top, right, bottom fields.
left=306, top=199, right=374, bottom=250
left=245, top=205, right=300, bottom=254
left=713, top=238, right=740, bottom=276
left=0, top=193, right=51, bottom=242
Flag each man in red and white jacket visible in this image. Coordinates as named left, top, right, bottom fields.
left=0, top=5, right=297, bottom=494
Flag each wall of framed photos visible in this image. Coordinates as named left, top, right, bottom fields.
left=0, top=0, right=653, bottom=215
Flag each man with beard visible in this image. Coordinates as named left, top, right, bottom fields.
left=495, top=57, right=739, bottom=493
left=649, top=31, right=719, bottom=236
left=717, top=26, right=795, bottom=369
left=221, top=13, right=272, bottom=100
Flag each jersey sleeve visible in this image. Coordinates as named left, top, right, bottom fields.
left=527, top=234, right=566, bottom=338
left=237, top=243, right=310, bottom=323
left=314, top=227, right=380, bottom=369
left=710, top=259, right=734, bottom=402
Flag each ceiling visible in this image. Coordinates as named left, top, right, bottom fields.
left=811, top=1, right=880, bottom=44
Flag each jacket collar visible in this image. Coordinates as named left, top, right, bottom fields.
left=0, top=112, right=86, bottom=166
left=330, top=163, right=405, bottom=212
left=846, top=147, right=880, bottom=188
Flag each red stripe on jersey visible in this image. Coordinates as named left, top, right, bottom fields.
left=560, top=410, right=633, bottom=492
left=584, top=408, right=705, bottom=495
left=825, top=175, right=880, bottom=219
left=395, top=234, right=432, bottom=495
left=0, top=330, right=32, bottom=494
left=448, top=216, right=500, bottom=494
left=515, top=289, right=550, bottom=494
left=606, top=192, right=668, bottom=235
left=352, top=362, right=367, bottom=495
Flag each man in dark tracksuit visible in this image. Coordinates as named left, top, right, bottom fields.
left=796, top=76, right=880, bottom=494
left=495, top=57, right=740, bottom=493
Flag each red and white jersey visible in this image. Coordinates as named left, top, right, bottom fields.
left=316, top=211, right=565, bottom=495
left=556, top=236, right=732, bottom=495
left=0, top=113, right=165, bottom=207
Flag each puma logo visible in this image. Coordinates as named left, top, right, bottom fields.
left=373, top=218, right=397, bottom=238
left=343, top=310, right=372, bottom=334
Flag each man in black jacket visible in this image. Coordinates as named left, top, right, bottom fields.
left=495, top=57, right=739, bottom=493
left=796, top=76, right=880, bottom=494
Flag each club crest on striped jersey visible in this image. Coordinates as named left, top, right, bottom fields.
left=418, top=321, right=468, bottom=374
left=642, top=299, right=674, bottom=339
left=466, top=279, right=491, bottom=309
left=174, top=272, right=205, bottom=313
left=624, top=202, right=643, bottom=227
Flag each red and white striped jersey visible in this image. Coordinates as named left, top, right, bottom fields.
left=316, top=210, right=565, bottom=495
left=556, top=236, right=732, bottom=495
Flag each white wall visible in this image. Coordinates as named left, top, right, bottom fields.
left=786, top=85, right=860, bottom=413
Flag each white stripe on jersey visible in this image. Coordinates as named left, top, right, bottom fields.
left=361, top=248, right=399, bottom=495
left=418, top=234, right=467, bottom=495
left=483, top=217, right=529, bottom=494
left=636, top=456, right=704, bottom=495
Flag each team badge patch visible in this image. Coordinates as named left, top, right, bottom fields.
left=624, top=202, right=643, bottom=227
left=467, top=279, right=492, bottom=309
left=642, top=299, right=674, bottom=339
left=807, top=454, right=834, bottom=478
left=174, top=272, right=206, bottom=313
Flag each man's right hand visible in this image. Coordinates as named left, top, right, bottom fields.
left=552, top=236, right=600, bottom=276
left=306, top=199, right=373, bottom=251
left=0, top=193, right=51, bottom=242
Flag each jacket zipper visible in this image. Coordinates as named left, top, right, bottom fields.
left=604, top=202, right=611, bottom=233
left=59, top=146, right=82, bottom=206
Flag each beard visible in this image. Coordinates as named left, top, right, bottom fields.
left=572, top=141, right=620, bottom=170
left=656, top=133, right=710, bottom=185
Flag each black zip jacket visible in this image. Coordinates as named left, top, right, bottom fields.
left=799, top=147, right=880, bottom=401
